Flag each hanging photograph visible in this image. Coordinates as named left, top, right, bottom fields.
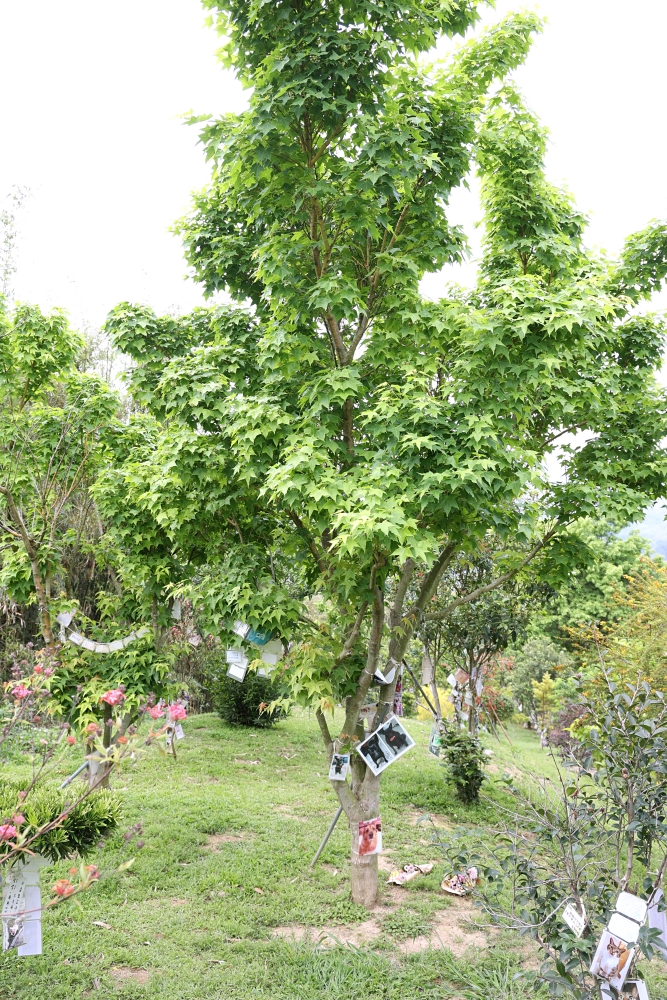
left=328, top=753, right=350, bottom=781
left=590, top=928, right=636, bottom=991
left=356, top=714, right=415, bottom=776
left=428, top=722, right=442, bottom=757
left=226, top=648, right=249, bottom=682
left=358, top=817, right=382, bottom=856
left=620, top=983, right=650, bottom=1000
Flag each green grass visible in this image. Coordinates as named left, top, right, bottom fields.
left=2, top=712, right=664, bottom=999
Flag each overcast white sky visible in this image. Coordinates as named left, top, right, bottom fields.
left=1, top=0, right=667, bottom=545
left=3, top=0, right=667, bottom=324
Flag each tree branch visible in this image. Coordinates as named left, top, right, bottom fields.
left=424, top=528, right=559, bottom=623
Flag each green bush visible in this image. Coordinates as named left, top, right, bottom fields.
left=212, top=670, right=287, bottom=728
left=0, top=781, right=120, bottom=862
left=440, top=724, right=487, bottom=804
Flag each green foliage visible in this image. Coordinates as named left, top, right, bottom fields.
left=510, top=637, right=573, bottom=717
left=49, top=633, right=173, bottom=730
left=450, top=675, right=667, bottom=997
left=440, top=724, right=487, bottom=803
left=534, top=518, right=654, bottom=646
left=380, top=905, right=432, bottom=940
left=0, top=781, right=120, bottom=863
left=212, top=670, right=287, bottom=728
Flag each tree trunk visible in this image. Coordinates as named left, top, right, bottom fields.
left=350, top=824, right=379, bottom=906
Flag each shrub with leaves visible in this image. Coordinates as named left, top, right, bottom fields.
left=0, top=781, right=120, bottom=863
left=431, top=671, right=667, bottom=998
left=440, top=724, right=487, bottom=803
left=212, top=670, right=287, bottom=728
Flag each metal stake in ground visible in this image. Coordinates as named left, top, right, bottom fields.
left=310, top=805, right=344, bottom=867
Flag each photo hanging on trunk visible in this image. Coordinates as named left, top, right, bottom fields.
left=358, top=817, right=382, bottom=856
left=328, top=753, right=350, bottom=781
left=356, top=714, right=415, bottom=776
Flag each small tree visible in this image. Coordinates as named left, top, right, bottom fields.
left=103, top=5, right=667, bottom=908
left=531, top=671, right=557, bottom=731
left=433, top=672, right=667, bottom=997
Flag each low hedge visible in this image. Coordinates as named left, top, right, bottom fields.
left=0, top=781, right=120, bottom=862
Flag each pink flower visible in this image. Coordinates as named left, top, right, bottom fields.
left=11, top=684, right=30, bottom=700
left=168, top=704, right=187, bottom=722
left=44, top=667, right=55, bottom=677
left=33, top=664, right=43, bottom=674
left=0, top=824, right=18, bottom=841
left=100, top=689, right=125, bottom=707
left=66, top=735, right=77, bottom=745
left=52, top=879, right=75, bottom=897
left=147, top=705, right=164, bottom=720
left=85, top=722, right=102, bottom=736
left=11, top=813, right=24, bottom=827
left=84, top=864, right=99, bottom=881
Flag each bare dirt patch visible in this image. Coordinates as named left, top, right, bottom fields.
left=110, top=967, right=151, bottom=985
left=204, top=832, right=251, bottom=850
left=170, top=898, right=188, bottom=906
left=273, top=895, right=496, bottom=955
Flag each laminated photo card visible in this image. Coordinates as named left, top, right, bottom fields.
left=328, top=753, right=350, bottom=781
left=226, top=647, right=249, bottom=682
left=358, top=817, right=382, bottom=856
left=590, top=892, right=648, bottom=992
left=356, top=714, right=415, bottom=776
left=619, top=983, right=650, bottom=1000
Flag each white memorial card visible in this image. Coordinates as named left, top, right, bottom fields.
left=328, top=753, right=350, bottom=781
left=562, top=901, right=587, bottom=938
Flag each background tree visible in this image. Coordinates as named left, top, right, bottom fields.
left=102, top=3, right=667, bottom=907
left=417, top=543, right=543, bottom=731
left=0, top=302, right=117, bottom=652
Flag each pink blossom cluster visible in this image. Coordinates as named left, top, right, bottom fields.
left=100, top=688, right=125, bottom=707
left=168, top=704, right=187, bottom=722
left=0, top=823, right=18, bottom=841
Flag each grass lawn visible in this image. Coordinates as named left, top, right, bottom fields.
left=2, top=711, right=666, bottom=999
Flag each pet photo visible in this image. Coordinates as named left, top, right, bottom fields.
left=358, top=817, right=382, bottom=856
left=356, top=714, right=415, bottom=775
left=328, top=753, right=350, bottom=781
left=590, top=930, right=635, bottom=991
left=620, top=983, right=650, bottom=1000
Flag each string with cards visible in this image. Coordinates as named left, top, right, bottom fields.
left=56, top=600, right=202, bottom=654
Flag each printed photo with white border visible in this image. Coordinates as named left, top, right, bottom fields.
left=356, top=714, right=415, bottom=776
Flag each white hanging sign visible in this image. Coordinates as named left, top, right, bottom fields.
left=175, top=724, right=185, bottom=741
left=2, top=856, right=49, bottom=956
left=562, top=900, right=587, bottom=937
left=226, top=648, right=249, bottom=682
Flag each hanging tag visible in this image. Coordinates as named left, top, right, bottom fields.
left=562, top=901, right=587, bottom=937
left=428, top=723, right=442, bottom=757
left=328, top=753, right=350, bottom=781
left=175, top=724, right=185, bottom=741
left=2, top=868, right=26, bottom=951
